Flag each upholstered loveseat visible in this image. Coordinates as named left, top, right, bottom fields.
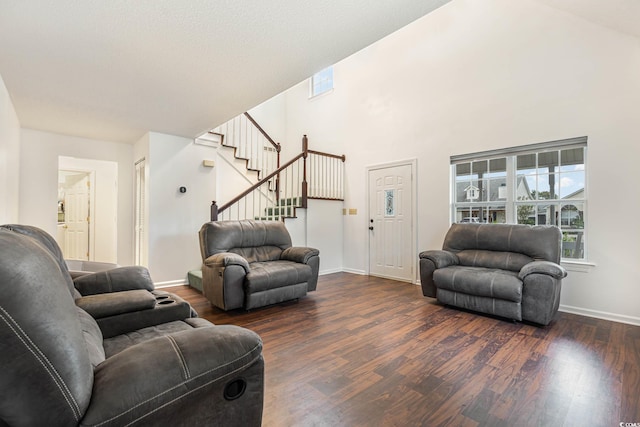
left=419, top=223, right=567, bottom=325
left=199, top=220, right=320, bottom=311
left=0, top=226, right=264, bottom=426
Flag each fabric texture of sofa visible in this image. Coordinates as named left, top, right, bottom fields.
left=419, top=223, right=567, bottom=325
left=199, top=220, right=320, bottom=311
left=0, top=226, right=264, bottom=426
left=1, top=224, right=198, bottom=338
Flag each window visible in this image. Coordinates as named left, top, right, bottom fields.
left=310, top=66, right=333, bottom=98
left=451, top=137, right=587, bottom=261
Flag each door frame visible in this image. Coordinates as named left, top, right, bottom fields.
left=366, top=158, right=418, bottom=283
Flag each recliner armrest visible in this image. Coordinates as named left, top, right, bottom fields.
left=281, top=247, right=320, bottom=264
left=75, top=289, right=157, bottom=319
left=519, top=261, right=567, bottom=280
left=73, top=266, right=155, bottom=296
left=419, top=250, right=459, bottom=269
left=82, top=325, right=263, bottom=426
left=204, top=252, right=250, bottom=273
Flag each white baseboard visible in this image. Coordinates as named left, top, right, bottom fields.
left=559, top=304, right=640, bottom=326
left=155, top=279, right=188, bottom=288
left=319, top=268, right=344, bottom=276
left=341, top=268, right=366, bottom=275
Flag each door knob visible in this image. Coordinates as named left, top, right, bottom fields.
left=369, top=226, right=374, bottom=230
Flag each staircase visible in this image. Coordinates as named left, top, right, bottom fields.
left=206, top=113, right=345, bottom=222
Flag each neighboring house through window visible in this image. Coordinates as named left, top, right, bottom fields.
left=310, top=66, right=333, bottom=98
left=451, top=137, right=587, bottom=261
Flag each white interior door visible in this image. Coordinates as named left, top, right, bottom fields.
left=368, top=163, right=414, bottom=282
left=64, top=174, right=90, bottom=260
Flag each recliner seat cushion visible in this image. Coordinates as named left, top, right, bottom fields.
left=434, top=266, right=523, bottom=303
left=103, top=318, right=214, bottom=358
left=246, top=261, right=312, bottom=293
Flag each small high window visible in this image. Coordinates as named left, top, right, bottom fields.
left=310, top=66, right=333, bottom=98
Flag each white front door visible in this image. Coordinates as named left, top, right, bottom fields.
left=368, top=162, right=414, bottom=282
left=64, top=174, right=90, bottom=260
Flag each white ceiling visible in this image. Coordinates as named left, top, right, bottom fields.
left=1, top=0, right=637, bottom=144
left=0, top=0, right=451, bottom=143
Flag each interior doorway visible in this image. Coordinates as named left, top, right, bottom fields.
left=58, top=170, right=92, bottom=260
left=367, top=160, right=417, bottom=283
left=57, top=156, right=118, bottom=263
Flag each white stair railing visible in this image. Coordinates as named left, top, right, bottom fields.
left=210, top=112, right=280, bottom=179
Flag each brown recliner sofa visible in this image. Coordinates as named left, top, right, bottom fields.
left=419, top=223, right=567, bottom=326
left=0, top=226, right=264, bottom=426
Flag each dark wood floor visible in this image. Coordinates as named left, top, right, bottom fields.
left=167, top=273, right=640, bottom=427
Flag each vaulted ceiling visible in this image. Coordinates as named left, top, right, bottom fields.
left=1, top=0, right=637, bottom=144
left=0, top=0, right=451, bottom=143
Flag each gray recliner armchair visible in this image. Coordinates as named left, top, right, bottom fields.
left=199, top=220, right=320, bottom=311
left=0, top=226, right=264, bottom=426
left=419, top=223, right=567, bottom=325
left=0, top=224, right=196, bottom=338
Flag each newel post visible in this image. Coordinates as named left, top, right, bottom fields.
left=210, top=201, right=219, bottom=221
left=301, top=135, right=308, bottom=208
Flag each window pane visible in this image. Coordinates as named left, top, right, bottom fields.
left=516, top=204, right=536, bottom=225
left=456, top=163, right=471, bottom=177
left=517, top=153, right=536, bottom=174
left=455, top=206, right=480, bottom=223
left=487, top=205, right=506, bottom=223
left=489, top=158, right=506, bottom=175
left=560, top=147, right=584, bottom=171
left=455, top=163, right=471, bottom=203
left=535, top=174, right=555, bottom=200
left=488, top=179, right=508, bottom=201
left=311, top=66, right=333, bottom=97
left=538, top=151, right=559, bottom=173
left=560, top=203, right=584, bottom=229
left=562, top=231, right=584, bottom=259
left=471, top=160, right=488, bottom=176
left=487, top=158, right=507, bottom=201
left=558, top=171, right=585, bottom=198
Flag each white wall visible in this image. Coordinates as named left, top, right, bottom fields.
left=248, top=92, right=288, bottom=149
left=270, top=0, right=640, bottom=324
left=19, top=129, right=134, bottom=265
left=146, top=132, right=217, bottom=284
left=306, top=199, right=344, bottom=275
left=0, top=74, right=21, bottom=224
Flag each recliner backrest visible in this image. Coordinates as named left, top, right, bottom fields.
left=199, top=220, right=292, bottom=263
left=0, top=229, right=95, bottom=426
left=443, top=223, right=562, bottom=270
left=1, top=224, right=80, bottom=297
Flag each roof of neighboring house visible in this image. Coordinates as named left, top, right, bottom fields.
left=456, top=176, right=531, bottom=203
